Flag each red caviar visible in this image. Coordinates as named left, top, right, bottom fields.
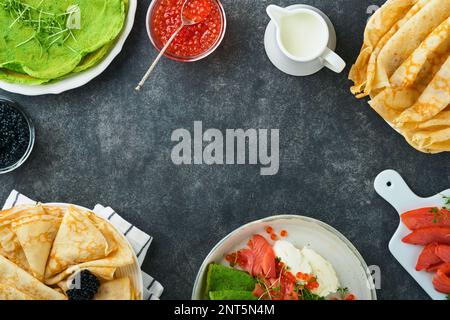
left=270, top=234, right=278, bottom=241
left=296, top=272, right=312, bottom=282
left=280, top=230, right=288, bottom=237
left=265, top=226, right=274, bottom=234
left=150, top=0, right=223, bottom=58
left=183, top=0, right=212, bottom=22
left=305, top=279, right=320, bottom=290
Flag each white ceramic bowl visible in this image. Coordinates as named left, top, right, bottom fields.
left=0, top=0, right=137, bottom=96
left=47, top=203, right=144, bottom=300
left=192, top=215, right=377, bottom=300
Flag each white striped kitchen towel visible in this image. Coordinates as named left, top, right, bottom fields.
left=2, top=190, right=164, bottom=300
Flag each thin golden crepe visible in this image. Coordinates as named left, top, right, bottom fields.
left=349, top=0, right=450, bottom=153
left=0, top=284, right=33, bottom=300
left=11, top=214, right=61, bottom=281
left=45, top=206, right=134, bottom=285
left=45, top=206, right=112, bottom=278
left=94, top=277, right=133, bottom=300
left=0, top=255, right=66, bottom=300
left=0, top=204, right=62, bottom=276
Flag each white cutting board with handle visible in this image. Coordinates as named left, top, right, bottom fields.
left=374, top=170, right=449, bottom=300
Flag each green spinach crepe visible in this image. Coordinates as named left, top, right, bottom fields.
left=205, top=264, right=258, bottom=300
left=0, top=0, right=127, bottom=85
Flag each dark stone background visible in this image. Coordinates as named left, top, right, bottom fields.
left=1, top=0, right=448, bottom=300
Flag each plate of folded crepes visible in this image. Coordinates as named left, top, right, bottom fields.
left=349, top=0, right=450, bottom=154
left=0, top=203, right=143, bottom=300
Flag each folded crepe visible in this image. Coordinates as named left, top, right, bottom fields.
left=0, top=204, right=63, bottom=280
left=94, top=277, right=133, bottom=300
left=0, top=204, right=49, bottom=272
left=11, top=214, right=62, bottom=281
left=45, top=206, right=112, bottom=280
left=0, top=255, right=66, bottom=300
left=45, top=206, right=134, bottom=285
left=0, top=284, right=33, bottom=300
left=349, top=0, right=450, bottom=153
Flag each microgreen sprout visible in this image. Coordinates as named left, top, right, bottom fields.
left=337, top=287, right=349, bottom=299
left=1, top=0, right=79, bottom=54
left=443, top=195, right=450, bottom=210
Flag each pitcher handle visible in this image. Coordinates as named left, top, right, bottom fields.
left=321, top=48, right=346, bottom=73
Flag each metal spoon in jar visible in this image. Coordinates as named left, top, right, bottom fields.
left=135, top=0, right=209, bottom=91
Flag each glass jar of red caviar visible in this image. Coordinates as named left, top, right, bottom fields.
left=146, top=0, right=226, bottom=62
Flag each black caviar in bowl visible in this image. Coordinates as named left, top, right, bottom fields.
left=0, top=97, right=34, bottom=174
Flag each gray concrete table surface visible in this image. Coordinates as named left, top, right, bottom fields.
left=1, top=0, right=449, bottom=300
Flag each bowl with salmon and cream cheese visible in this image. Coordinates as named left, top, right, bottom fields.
left=192, top=215, right=377, bottom=300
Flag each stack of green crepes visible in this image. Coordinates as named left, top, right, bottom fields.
left=0, top=0, right=128, bottom=85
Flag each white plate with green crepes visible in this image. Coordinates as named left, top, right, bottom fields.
left=0, top=0, right=136, bottom=96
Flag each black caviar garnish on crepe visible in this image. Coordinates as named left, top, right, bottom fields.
left=0, top=101, right=30, bottom=169
left=66, top=270, right=101, bottom=300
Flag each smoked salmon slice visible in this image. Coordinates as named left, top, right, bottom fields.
left=432, top=263, right=450, bottom=294
left=435, top=244, right=450, bottom=262
left=401, top=208, right=450, bottom=230
left=402, top=227, right=450, bottom=245
left=427, top=263, right=446, bottom=273
left=416, top=243, right=442, bottom=271
left=237, top=235, right=276, bottom=279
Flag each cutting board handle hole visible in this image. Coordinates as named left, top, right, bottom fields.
left=386, top=181, right=392, bottom=187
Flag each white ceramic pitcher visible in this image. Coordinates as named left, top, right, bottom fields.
left=266, top=4, right=346, bottom=73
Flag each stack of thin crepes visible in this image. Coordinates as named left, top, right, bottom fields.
left=349, top=0, right=450, bottom=153
left=0, top=204, right=137, bottom=300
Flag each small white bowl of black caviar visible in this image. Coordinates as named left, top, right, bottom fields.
left=0, top=97, right=35, bottom=174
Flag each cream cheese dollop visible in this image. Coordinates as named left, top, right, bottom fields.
left=273, top=240, right=340, bottom=297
